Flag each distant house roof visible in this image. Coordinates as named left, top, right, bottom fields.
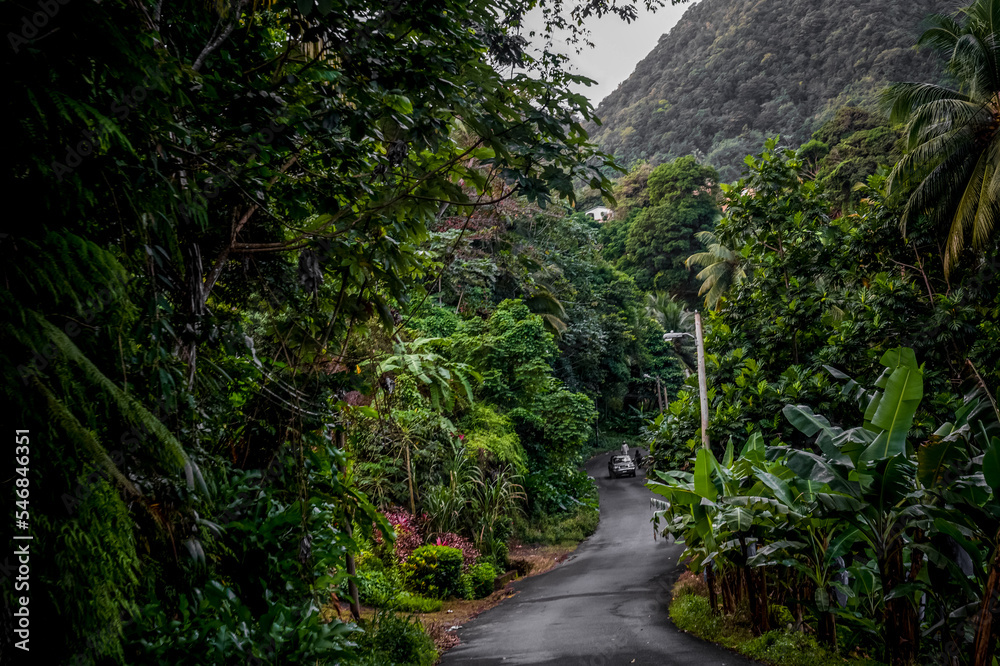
left=584, top=206, right=613, bottom=221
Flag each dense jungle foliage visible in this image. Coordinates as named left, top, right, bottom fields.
left=588, top=0, right=959, bottom=181
left=0, top=0, right=681, bottom=663
left=4, top=0, right=1000, bottom=663
left=640, top=2, right=1000, bottom=664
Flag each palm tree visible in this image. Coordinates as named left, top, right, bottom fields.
left=644, top=291, right=692, bottom=331
left=524, top=289, right=569, bottom=335
left=685, top=230, right=747, bottom=309
left=644, top=292, right=697, bottom=374
left=884, top=0, right=1000, bottom=274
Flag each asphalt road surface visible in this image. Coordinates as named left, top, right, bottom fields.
left=439, top=451, right=759, bottom=666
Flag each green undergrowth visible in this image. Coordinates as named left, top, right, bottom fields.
left=515, top=502, right=599, bottom=545
left=353, top=610, right=438, bottom=666
left=669, top=594, right=883, bottom=666
left=392, top=592, right=443, bottom=614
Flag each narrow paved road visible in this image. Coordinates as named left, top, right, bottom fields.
left=439, top=451, right=758, bottom=666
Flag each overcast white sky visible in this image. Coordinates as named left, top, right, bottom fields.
left=522, top=1, right=700, bottom=106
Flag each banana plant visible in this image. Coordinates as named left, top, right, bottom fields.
left=648, top=446, right=725, bottom=617
left=374, top=337, right=480, bottom=411
left=648, top=433, right=783, bottom=627
left=911, top=388, right=1000, bottom=666
left=746, top=462, right=860, bottom=649
left=778, top=348, right=925, bottom=665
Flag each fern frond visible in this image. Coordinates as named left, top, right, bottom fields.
left=33, top=378, right=140, bottom=496
left=38, top=316, right=207, bottom=493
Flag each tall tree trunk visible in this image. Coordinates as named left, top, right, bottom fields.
left=336, top=429, right=361, bottom=621
left=343, top=514, right=361, bottom=622
left=706, top=563, right=719, bottom=615
left=404, top=439, right=416, bottom=516
left=882, top=529, right=919, bottom=666
left=740, top=536, right=770, bottom=635
left=972, top=534, right=1000, bottom=666
left=720, top=570, right=735, bottom=614
left=792, top=577, right=811, bottom=633
left=817, top=605, right=837, bottom=650
left=181, top=242, right=205, bottom=388
left=747, top=568, right=771, bottom=635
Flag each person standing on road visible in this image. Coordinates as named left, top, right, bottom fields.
left=621, top=443, right=629, bottom=457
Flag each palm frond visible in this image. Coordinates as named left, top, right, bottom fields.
left=883, top=82, right=971, bottom=127
left=889, top=0, right=1000, bottom=271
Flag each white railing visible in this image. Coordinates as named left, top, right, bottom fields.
left=650, top=498, right=669, bottom=512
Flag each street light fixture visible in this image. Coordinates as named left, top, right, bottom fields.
left=663, top=312, right=710, bottom=450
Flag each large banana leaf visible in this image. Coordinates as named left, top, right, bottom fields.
left=740, top=430, right=766, bottom=465
left=754, top=468, right=799, bottom=508
left=815, top=492, right=865, bottom=513
left=647, top=484, right=706, bottom=506
left=720, top=506, right=754, bottom=532
left=829, top=427, right=877, bottom=466
left=750, top=539, right=808, bottom=560
left=826, top=527, right=861, bottom=563
left=652, top=469, right=694, bottom=484
left=917, top=426, right=970, bottom=487
left=873, top=455, right=916, bottom=511
left=783, top=449, right=854, bottom=493
left=724, top=494, right=792, bottom=515
left=815, top=427, right=851, bottom=464
left=861, top=348, right=923, bottom=461
left=782, top=404, right=835, bottom=438
left=694, top=447, right=719, bottom=502
left=862, top=392, right=882, bottom=430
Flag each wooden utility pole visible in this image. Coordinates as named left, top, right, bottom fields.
left=695, top=312, right=710, bottom=450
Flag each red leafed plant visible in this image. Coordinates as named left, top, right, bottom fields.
left=374, top=507, right=427, bottom=563
left=434, top=533, right=479, bottom=570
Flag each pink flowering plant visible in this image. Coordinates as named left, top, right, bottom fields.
left=433, top=532, right=479, bottom=570
left=373, top=506, right=428, bottom=564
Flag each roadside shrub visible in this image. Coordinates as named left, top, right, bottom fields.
left=515, top=502, right=598, bottom=545
left=402, top=545, right=464, bottom=598
left=357, top=549, right=385, bottom=572
left=670, top=594, right=722, bottom=640
left=393, top=592, right=443, bottom=614
left=354, top=610, right=437, bottom=666
left=743, top=630, right=849, bottom=666
left=341, top=568, right=397, bottom=608
left=671, top=570, right=708, bottom=599
left=669, top=592, right=877, bottom=666
left=767, top=604, right=795, bottom=630
left=478, top=533, right=510, bottom=570
left=522, top=464, right=597, bottom=517
left=432, top=533, right=479, bottom=569
left=461, top=562, right=499, bottom=599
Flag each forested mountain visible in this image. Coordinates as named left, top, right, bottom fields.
left=589, top=0, right=959, bottom=181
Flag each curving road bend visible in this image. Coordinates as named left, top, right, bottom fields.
left=439, top=451, right=759, bottom=666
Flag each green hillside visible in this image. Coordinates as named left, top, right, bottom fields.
left=589, top=0, right=959, bottom=181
